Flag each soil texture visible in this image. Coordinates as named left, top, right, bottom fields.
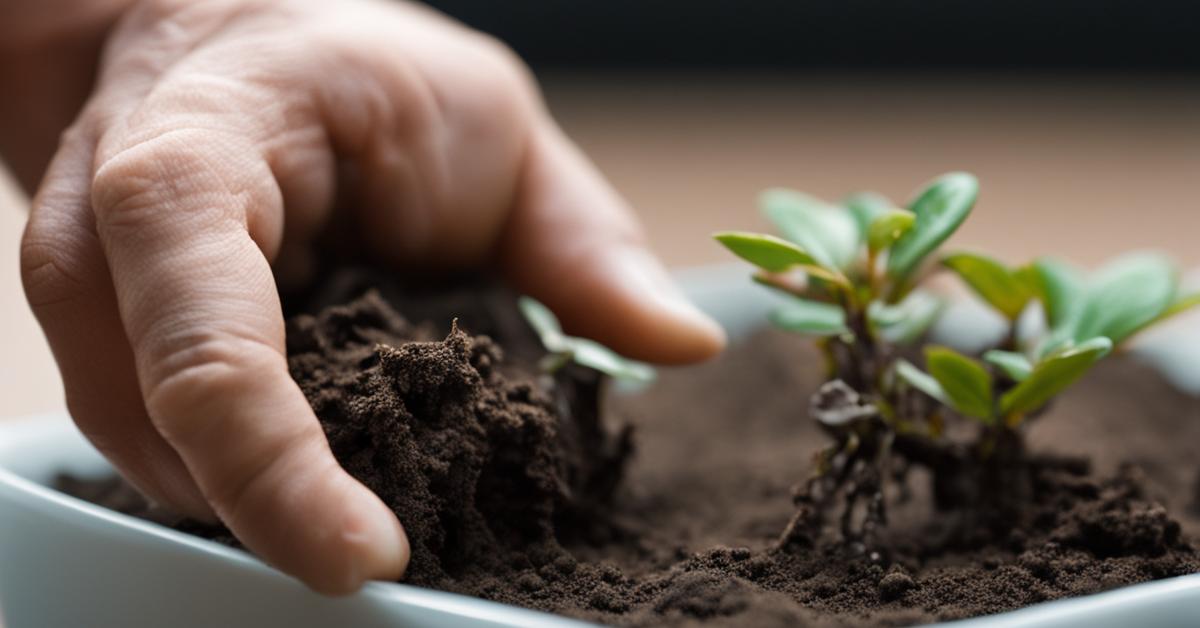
left=60, top=272, right=1200, bottom=626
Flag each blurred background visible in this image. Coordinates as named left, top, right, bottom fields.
left=2, top=0, right=1199, bottom=417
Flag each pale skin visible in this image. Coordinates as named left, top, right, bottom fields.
left=0, top=0, right=724, bottom=594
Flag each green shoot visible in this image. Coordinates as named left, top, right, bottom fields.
left=518, top=296, right=655, bottom=383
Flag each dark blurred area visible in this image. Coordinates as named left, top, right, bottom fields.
left=406, top=1, right=1200, bottom=272
left=424, top=1, right=1200, bottom=73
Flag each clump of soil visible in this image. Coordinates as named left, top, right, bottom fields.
left=60, top=274, right=1200, bottom=626
left=288, top=292, right=561, bottom=583
left=283, top=284, right=632, bottom=588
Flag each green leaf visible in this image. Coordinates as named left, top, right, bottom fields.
left=867, top=209, right=917, bottom=253
left=983, top=350, right=1033, bottom=382
left=926, top=347, right=995, bottom=422
left=1033, top=258, right=1086, bottom=330
left=566, top=338, right=656, bottom=383
left=714, top=231, right=819, bottom=273
left=868, top=291, right=943, bottom=344
left=769, top=298, right=849, bottom=336
left=844, top=191, right=895, bottom=237
left=519, top=296, right=655, bottom=383
left=887, top=172, right=979, bottom=280
left=943, top=252, right=1032, bottom=320
left=760, top=189, right=860, bottom=271
left=1000, top=337, right=1112, bottom=419
left=1032, top=258, right=1088, bottom=357
left=895, top=359, right=949, bottom=406
left=518, top=296, right=568, bottom=353
left=1075, top=252, right=1176, bottom=345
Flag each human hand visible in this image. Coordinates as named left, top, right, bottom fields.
left=11, top=0, right=724, bottom=594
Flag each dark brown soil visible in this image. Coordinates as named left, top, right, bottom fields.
left=60, top=274, right=1200, bottom=626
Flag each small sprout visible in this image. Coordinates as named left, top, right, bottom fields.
left=942, top=252, right=1034, bottom=321
left=518, top=297, right=655, bottom=383
left=520, top=294, right=569, bottom=352
left=564, top=338, right=657, bottom=383
left=999, top=337, right=1112, bottom=423
left=761, top=188, right=860, bottom=271
left=769, top=298, right=849, bottom=337
left=983, top=350, right=1033, bottom=382
left=887, top=172, right=979, bottom=281
left=925, top=347, right=995, bottom=423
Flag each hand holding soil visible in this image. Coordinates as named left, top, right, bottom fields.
left=0, top=0, right=723, bottom=594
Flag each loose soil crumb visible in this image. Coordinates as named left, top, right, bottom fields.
left=60, top=275, right=1200, bottom=626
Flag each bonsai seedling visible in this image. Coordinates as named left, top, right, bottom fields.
left=716, top=172, right=1200, bottom=552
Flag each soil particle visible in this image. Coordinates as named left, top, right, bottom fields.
left=878, top=568, right=915, bottom=601
left=61, top=276, right=1200, bottom=626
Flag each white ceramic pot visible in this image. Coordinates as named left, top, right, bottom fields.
left=2, top=266, right=1199, bottom=628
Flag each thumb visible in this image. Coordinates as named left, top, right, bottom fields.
left=502, top=123, right=725, bottom=364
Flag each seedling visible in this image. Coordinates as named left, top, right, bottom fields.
left=518, top=296, right=655, bottom=383
left=519, top=296, right=647, bottom=506
left=716, top=173, right=1199, bottom=550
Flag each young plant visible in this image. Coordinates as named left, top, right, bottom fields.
left=518, top=296, right=650, bottom=506
left=518, top=296, right=655, bottom=383
left=715, top=173, right=1199, bottom=551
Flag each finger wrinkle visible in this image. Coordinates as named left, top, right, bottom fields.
left=92, top=127, right=283, bottom=252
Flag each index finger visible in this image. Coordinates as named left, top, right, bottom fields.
left=90, top=124, right=408, bottom=594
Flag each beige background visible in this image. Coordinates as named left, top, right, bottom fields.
left=1, top=75, right=1199, bottom=420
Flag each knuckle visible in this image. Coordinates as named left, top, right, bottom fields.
left=141, top=331, right=281, bottom=439
left=19, top=229, right=88, bottom=311
left=91, top=127, right=253, bottom=227
left=91, top=127, right=272, bottom=230
left=91, top=130, right=196, bottom=228
left=20, top=254, right=84, bottom=311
